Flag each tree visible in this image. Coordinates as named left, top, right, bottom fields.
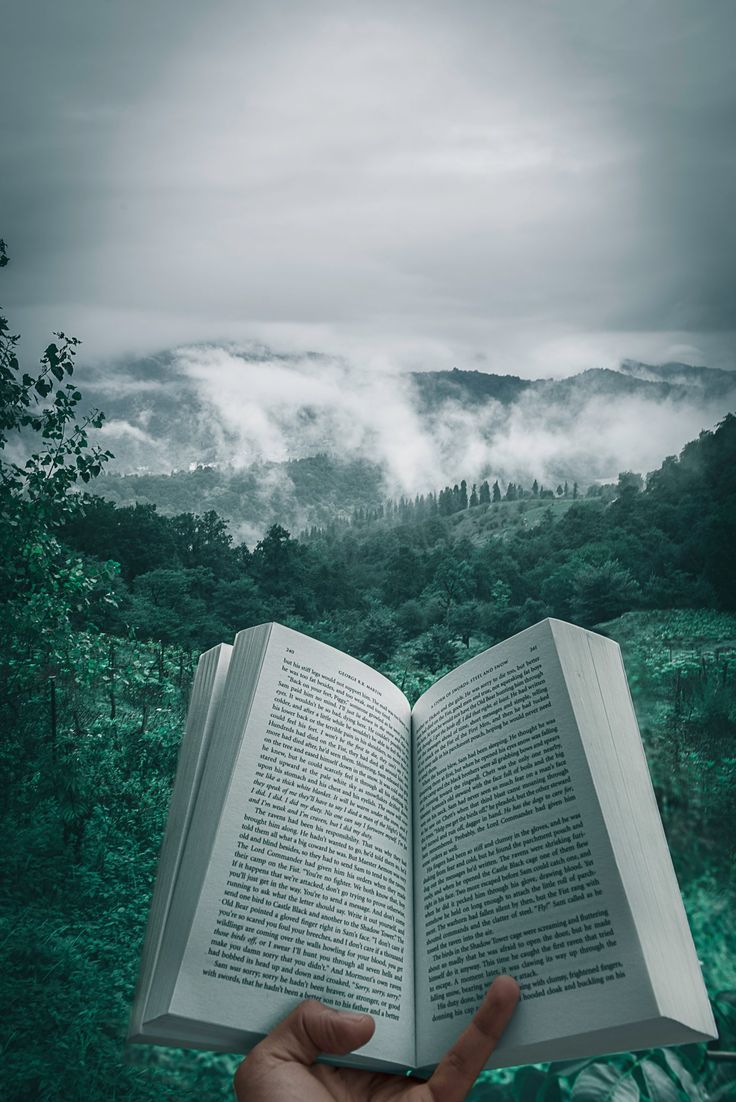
left=395, top=598, right=425, bottom=638
left=428, top=558, right=474, bottom=617
left=479, top=480, right=491, bottom=505
left=447, top=599, right=481, bottom=646
left=617, top=471, right=643, bottom=501
left=355, top=604, right=402, bottom=663
left=412, top=624, right=457, bottom=673
left=252, top=524, right=296, bottom=582
left=0, top=240, right=116, bottom=606
left=570, top=559, right=641, bottom=626
left=382, top=545, right=425, bottom=605
left=129, top=567, right=224, bottom=647
left=60, top=499, right=179, bottom=581
left=0, top=240, right=118, bottom=854
left=492, top=480, right=501, bottom=504
left=0, top=244, right=113, bottom=540
left=469, top=483, right=479, bottom=507
left=170, top=510, right=235, bottom=576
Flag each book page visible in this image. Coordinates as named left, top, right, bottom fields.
left=170, top=625, right=415, bottom=1068
left=130, top=643, right=232, bottom=1039
left=412, top=621, right=654, bottom=1069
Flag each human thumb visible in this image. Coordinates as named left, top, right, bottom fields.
left=255, top=999, right=376, bottom=1065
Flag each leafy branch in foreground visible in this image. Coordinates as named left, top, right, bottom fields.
left=0, top=311, right=114, bottom=530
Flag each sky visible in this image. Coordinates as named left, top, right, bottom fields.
left=3, top=0, right=736, bottom=379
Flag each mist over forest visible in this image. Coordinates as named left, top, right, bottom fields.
left=79, top=345, right=736, bottom=542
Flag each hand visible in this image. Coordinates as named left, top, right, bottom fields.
left=233, top=975, right=519, bottom=1102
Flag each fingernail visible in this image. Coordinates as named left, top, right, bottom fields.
left=340, top=1011, right=371, bottom=1023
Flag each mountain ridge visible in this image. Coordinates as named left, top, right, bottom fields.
left=79, top=347, right=735, bottom=539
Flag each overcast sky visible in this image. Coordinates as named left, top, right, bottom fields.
left=3, top=0, right=736, bottom=376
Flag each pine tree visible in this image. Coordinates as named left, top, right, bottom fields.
left=469, top=483, right=479, bottom=507
left=479, top=480, right=491, bottom=505
left=459, top=479, right=468, bottom=509
left=492, top=480, right=501, bottom=504
left=532, top=479, right=539, bottom=497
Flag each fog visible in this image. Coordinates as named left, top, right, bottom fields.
left=88, top=344, right=734, bottom=495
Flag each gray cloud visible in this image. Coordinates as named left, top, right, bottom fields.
left=2, top=0, right=735, bottom=374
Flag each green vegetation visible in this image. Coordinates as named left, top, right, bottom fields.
left=93, top=452, right=388, bottom=538
left=1, top=245, right=734, bottom=1100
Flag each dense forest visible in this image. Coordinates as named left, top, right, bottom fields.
left=1, top=245, right=735, bottom=1101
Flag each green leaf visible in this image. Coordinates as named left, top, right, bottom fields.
left=514, top=1066, right=549, bottom=1102
left=541, top=1077, right=563, bottom=1102
left=675, top=1047, right=705, bottom=1075
left=573, top=1065, right=628, bottom=1102
left=660, top=1051, right=701, bottom=1101
left=553, top=1059, right=597, bottom=1079
left=640, top=1059, right=683, bottom=1102
left=709, top=1082, right=736, bottom=1102
left=613, top=1078, right=640, bottom=1102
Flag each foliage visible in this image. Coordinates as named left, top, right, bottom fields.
left=469, top=1046, right=713, bottom=1102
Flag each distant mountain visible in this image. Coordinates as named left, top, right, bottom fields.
left=410, top=362, right=735, bottom=407
left=81, top=346, right=735, bottom=539
left=409, top=368, right=533, bottom=411
left=616, top=359, right=736, bottom=395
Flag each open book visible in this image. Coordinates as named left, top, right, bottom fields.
left=128, top=619, right=716, bottom=1074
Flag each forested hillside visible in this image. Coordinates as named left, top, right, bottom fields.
left=84, top=351, right=736, bottom=537
left=1, top=253, right=735, bottom=1101
left=58, top=413, right=736, bottom=665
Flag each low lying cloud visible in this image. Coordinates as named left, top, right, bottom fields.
left=98, top=419, right=156, bottom=445
left=162, top=344, right=734, bottom=493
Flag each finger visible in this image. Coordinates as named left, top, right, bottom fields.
left=426, top=976, right=520, bottom=1102
left=254, top=999, right=376, bottom=1065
